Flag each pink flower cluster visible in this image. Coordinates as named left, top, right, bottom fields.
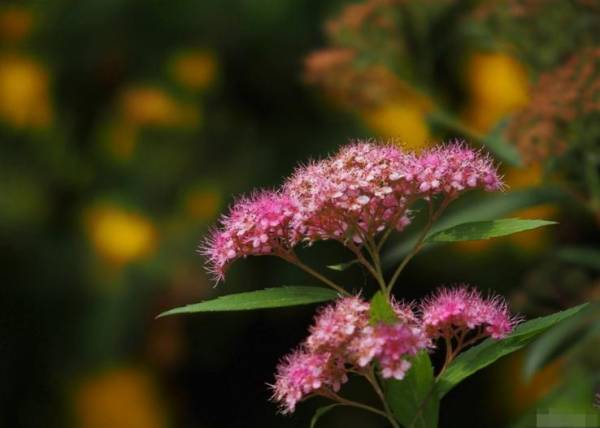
left=272, top=296, right=428, bottom=413
left=420, top=286, right=520, bottom=340
left=203, top=141, right=503, bottom=282
left=272, top=288, right=518, bottom=414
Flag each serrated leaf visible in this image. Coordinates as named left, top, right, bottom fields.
left=426, top=218, right=556, bottom=243
left=327, top=260, right=359, bottom=271
left=437, top=303, right=588, bottom=398
left=158, top=286, right=338, bottom=317
left=310, top=404, right=341, bottom=428
left=385, top=352, right=439, bottom=428
left=369, top=291, right=397, bottom=325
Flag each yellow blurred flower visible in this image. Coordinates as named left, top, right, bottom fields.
left=170, top=49, right=217, bottom=91
left=361, top=100, right=432, bottom=150
left=463, top=51, right=529, bottom=133
left=0, top=54, right=53, bottom=128
left=0, top=6, right=34, bottom=42
left=85, top=204, right=158, bottom=266
left=184, top=186, right=222, bottom=221
left=119, top=85, right=200, bottom=128
left=74, top=366, right=167, bottom=428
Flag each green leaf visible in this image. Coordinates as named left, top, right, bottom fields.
left=385, top=352, right=439, bottom=428
left=384, top=186, right=566, bottom=263
left=369, top=291, right=397, bottom=325
left=310, top=404, right=341, bottom=428
left=523, top=303, right=600, bottom=380
left=327, top=260, right=359, bottom=271
left=157, top=286, right=338, bottom=317
left=555, top=246, right=600, bottom=271
left=426, top=218, right=556, bottom=243
left=437, top=303, right=588, bottom=398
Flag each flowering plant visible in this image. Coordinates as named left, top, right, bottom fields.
left=161, top=141, right=587, bottom=427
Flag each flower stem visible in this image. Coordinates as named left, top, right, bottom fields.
left=365, top=368, right=400, bottom=428
left=386, top=198, right=450, bottom=295
left=285, top=255, right=350, bottom=296
left=358, top=240, right=388, bottom=293
left=325, top=391, right=400, bottom=428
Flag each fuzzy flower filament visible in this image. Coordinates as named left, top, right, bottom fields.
left=200, top=191, right=298, bottom=282
left=420, top=286, right=520, bottom=365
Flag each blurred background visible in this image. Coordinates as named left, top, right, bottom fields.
left=0, top=0, right=599, bottom=427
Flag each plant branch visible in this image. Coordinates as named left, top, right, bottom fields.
left=386, top=198, right=450, bottom=295
left=282, top=253, right=350, bottom=296
left=364, top=367, right=400, bottom=428
left=322, top=390, right=392, bottom=421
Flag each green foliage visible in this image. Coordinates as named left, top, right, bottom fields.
left=369, top=291, right=398, bottom=325
left=523, top=303, right=600, bottom=380
left=555, top=247, right=600, bottom=271
left=437, top=303, right=588, bottom=398
left=326, top=260, right=359, bottom=271
left=426, top=218, right=556, bottom=243
left=158, top=286, right=338, bottom=317
left=385, top=186, right=565, bottom=263
left=385, top=352, right=439, bottom=428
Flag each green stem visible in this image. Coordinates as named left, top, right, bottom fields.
left=387, top=199, right=449, bottom=295
left=347, top=242, right=387, bottom=293
left=324, top=391, right=394, bottom=423
left=284, top=254, right=350, bottom=296
left=365, top=368, right=400, bottom=428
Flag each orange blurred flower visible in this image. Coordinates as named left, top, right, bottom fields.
left=74, top=366, right=167, bottom=428
left=492, top=351, right=563, bottom=417
left=170, top=49, right=217, bottom=91
left=0, top=54, right=53, bottom=128
left=85, top=204, right=158, bottom=267
left=0, top=6, right=34, bottom=42
left=463, top=51, right=529, bottom=133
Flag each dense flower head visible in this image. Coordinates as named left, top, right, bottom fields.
left=202, top=141, right=503, bottom=282
left=271, top=350, right=347, bottom=414
left=272, top=295, right=430, bottom=412
left=415, top=143, right=504, bottom=195
left=284, top=141, right=416, bottom=244
left=420, top=285, right=520, bottom=340
left=306, top=296, right=370, bottom=353
left=348, top=323, right=430, bottom=380
left=272, top=288, right=519, bottom=413
left=200, top=191, right=298, bottom=282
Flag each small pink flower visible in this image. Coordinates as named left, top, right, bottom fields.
left=271, top=350, right=347, bottom=414
left=415, top=143, right=504, bottom=198
left=306, top=296, right=370, bottom=353
left=200, top=191, right=298, bottom=282
left=348, top=322, right=429, bottom=380
left=420, top=285, right=520, bottom=341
